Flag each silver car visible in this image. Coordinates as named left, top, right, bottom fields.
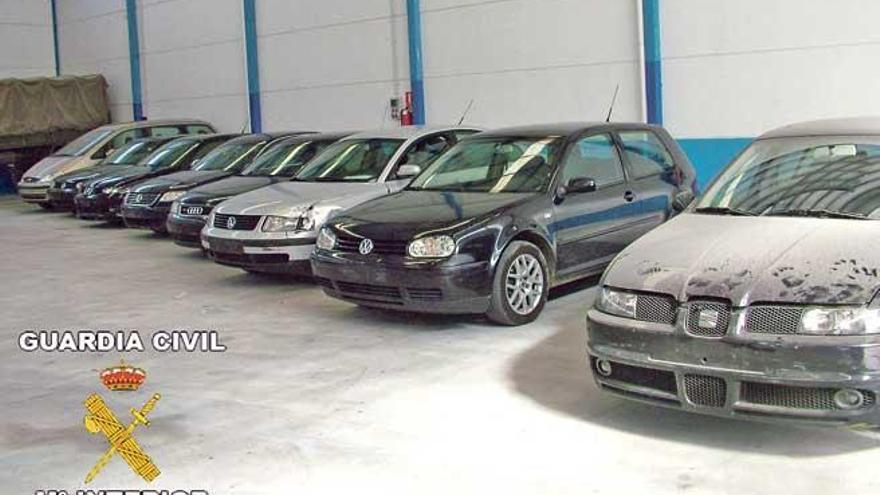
left=201, top=126, right=482, bottom=275
left=587, top=117, right=880, bottom=427
left=18, top=119, right=214, bottom=208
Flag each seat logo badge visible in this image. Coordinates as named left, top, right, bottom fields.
left=227, top=216, right=236, bottom=229
left=359, top=238, right=374, bottom=255
left=698, top=309, right=719, bottom=329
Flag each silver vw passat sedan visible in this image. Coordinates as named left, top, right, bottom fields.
left=588, top=117, right=880, bottom=427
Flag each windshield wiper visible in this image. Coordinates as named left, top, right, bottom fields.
left=693, top=206, right=757, bottom=216
left=766, top=208, right=869, bottom=220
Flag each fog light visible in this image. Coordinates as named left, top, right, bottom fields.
left=596, top=359, right=613, bottom=377
left=833, top=389, right=865, bottom=410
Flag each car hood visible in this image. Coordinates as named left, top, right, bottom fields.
left=129, top=170, right=230, bottom=194
left=54, top=165, right=124, bottom=185
left=215, top=181, right=391, bottom=217
left=336, top=190, right=534, bottom=240
left=181, top=176, right=281, bottom=205
left=86, top=166, right=153, bottom=189
left=23, top=155, right=77, bottom=180
left=603, top=213, right=880, bottom=306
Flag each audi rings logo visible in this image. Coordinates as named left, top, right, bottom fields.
left=359, top=238, right=374, bottom=255
left=226, top=216, right=237, bottom=229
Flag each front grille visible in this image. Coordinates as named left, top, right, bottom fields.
left=125, top=192, right=160, bottom=206
left=180, top=204, right=212, bottom=217
left=336, top=232, right=408, bottom=256
left=686, top=300, right=730, bottom=337
left=591, top=358, right=677, bottom=395
left=213, top=213, right=261, bottom=231
left=740, top=382, right=875, bottom=411
left=406, top=287, right=443, bottom=301
left=212, top=252, right=288, bottom=265
left=684, top=374, right=727, bottom=407
left=635, top=294, right=677, bottom=324
left=336, top=281, right=402, bottom=299
left=746, top=306, right=804, bottom=334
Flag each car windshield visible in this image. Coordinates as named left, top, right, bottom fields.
left=193, top=141, right=263, bottom=172
left=295, top=139, right=404, bottom=182
left=241, top=140, right=325, bottom=177
left=696, top=137, right=880, bottom=219
left=142, top=138, right=198, bottom=170
left=104, top=140, right=165, bottom=166
left=408, top=136, right=560, bottom=193
left=53, top=127, right=115, bottom=156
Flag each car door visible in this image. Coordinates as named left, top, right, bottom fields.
left=551, top=132, right=638, bottom=277
left=615, top=129, right=680, bottom=237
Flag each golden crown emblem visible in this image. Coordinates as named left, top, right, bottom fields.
left=99, top=361, right=146, bottom=391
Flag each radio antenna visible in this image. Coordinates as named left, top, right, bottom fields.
left=458, top=99, right=475, bottom=125
left=605, top=84, right=620, bottom=123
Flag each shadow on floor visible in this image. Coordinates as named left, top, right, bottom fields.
left=508, top=323, right=879, bottom=456
left=213, top=270, right=317, bottom=289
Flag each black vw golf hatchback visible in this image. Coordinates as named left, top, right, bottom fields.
left=311, top=122, right=697, bottom=325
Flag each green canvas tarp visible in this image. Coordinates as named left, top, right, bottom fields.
left=0, top=74, right=110, bottom=151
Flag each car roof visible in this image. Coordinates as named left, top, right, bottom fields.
left=474, top=121, right=659, bottom=139
left=98, top=119, right=213, bottom=130
left=273, top=131, right=354, bottom=145
left=758, top=117, right=880, bottom=140
left=342, top=125, right=483, bottom=141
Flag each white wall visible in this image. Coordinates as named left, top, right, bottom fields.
left=139, top=0, right=248, bottom=132
left=421, top=0, right=643, bottom=127
left=56, top=0, right=132, bottom=121
left=0, top=0, right=55, bottom=78
left=662, top=0, right=880, bottom=138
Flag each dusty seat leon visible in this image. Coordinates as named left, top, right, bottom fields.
left=587, top=117, right=880, bottom=427
left=312, top=122, right=696, bottom=325
left=202, top=126, right=480, bottom=274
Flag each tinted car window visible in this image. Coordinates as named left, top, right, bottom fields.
left=618, top=130, right=674, bottom=179
left=54, top=127, right=114, bottom=156
left=149, top=126, right=182, bottom=137
left=296, top=139, right=404, bottom=182
left=186, top=124, right=213, bottom=134
left=143, top=139, right=199, bottom=170
left=193, top=142, right=264, bottom=172
left=561, top=134, right=624, bottom=188
left=104, top=140, right=167, bottom=166
left=397, top=134, right=454, bottom=174
left=242, top=140, right=324, bottom=177
left=409, top=136, right=560, bottom=193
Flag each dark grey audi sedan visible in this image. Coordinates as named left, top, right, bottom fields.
left=587, top=117, right=880, bottom=427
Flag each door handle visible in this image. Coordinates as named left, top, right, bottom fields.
left=623, top=190, right=635, bottom=202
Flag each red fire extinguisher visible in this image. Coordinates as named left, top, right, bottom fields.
left=400, top=91, right=414, bottom=126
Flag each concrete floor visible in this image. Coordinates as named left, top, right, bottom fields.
left=1, top=197, right=879, bottom=495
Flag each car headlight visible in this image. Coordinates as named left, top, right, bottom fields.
left=799, top=307, right=880, bottom=335
left=596, top=287, right=638, bottom=319
left=262, top=215, right=302, bottom=232
left=171, top=201, right=180, bottom=215
left=407, top=235, right=456, bottom=258
left=160, top=190, right=186, bottom=203
left=76, top=182, right=85, bottom=192
left=316, top=227, right=337, bottom=251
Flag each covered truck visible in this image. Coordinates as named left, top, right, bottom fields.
left=0, top=74, right=110, bottom=193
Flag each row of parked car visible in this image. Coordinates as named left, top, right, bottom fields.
left=18, top=116, right=880, bottom=428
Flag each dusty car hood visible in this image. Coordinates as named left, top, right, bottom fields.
left=129, top=170, right=231, bottom=194
left=23, top=155, right=77, bottom=180
left=215, top=181, right=392, bottom=217
left=181, top=176, right=280, bottom=205
left=604, top=213, right=880, bottom=306
left=335, top=190, right=535, bottom=241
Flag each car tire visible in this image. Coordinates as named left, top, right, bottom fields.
left=38, top=203, right=54, bottom=211
left=486, top=241, right=549, bottom=326
left=150, top=227, right=167, bottom=236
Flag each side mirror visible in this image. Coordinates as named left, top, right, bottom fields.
left=566, top=177, right=597, bottom=194
left=672, top=190, right=695, bottom=212
left=397, top=164, right=422, bottom=178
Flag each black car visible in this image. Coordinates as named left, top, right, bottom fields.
left=47, top=137, right=176, bottom=211
left=121, top=132, right=310, bottom=233
left=167, top=132, right=351, bottom=247
left=311, top=122, right=697, bottom=325
left=74, top=133, right=236, bottom=221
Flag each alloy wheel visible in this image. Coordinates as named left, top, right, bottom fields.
left=505, top=253, right=545, bottom=316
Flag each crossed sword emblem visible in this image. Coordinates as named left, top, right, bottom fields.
left=83, top=393, right=162, bottom=483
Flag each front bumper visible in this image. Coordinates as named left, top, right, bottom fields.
left=167, top=213, right=207, bottom=247
left=310, top=250, right=492, bottom=314
left=74, top=193, right=121, bottom=221
left=202, top=232, right=315, bottom=274
left=47, top=187, right=77, bottom=210
left=18, top=182, right=50, bottom=204
left=121, top=203, right=171, bottom=231
left=586, top=309, right=880, bottom=427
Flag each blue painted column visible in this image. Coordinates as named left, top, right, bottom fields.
left=50, top=0, right=60, bottom=76
left=242, top=0, right=262, bottom=133
left=642, top=0, right=663, bottom=125
left=125, top=0, right=144, bottom=120
left=405, top=0, right=426, bottom=125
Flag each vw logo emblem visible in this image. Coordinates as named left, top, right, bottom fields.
left=135, top=194, right=143, bottom=203
left=227, top=216, right=237, bottom=229
left=359, top=238, right=374, bottom=255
